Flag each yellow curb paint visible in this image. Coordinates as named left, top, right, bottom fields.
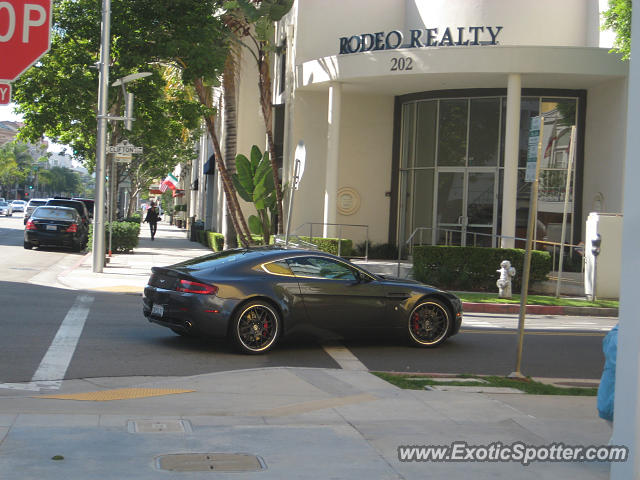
left=35, top=388, right=195, bottom=401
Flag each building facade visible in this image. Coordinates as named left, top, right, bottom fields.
left=197, top=0, right=628, bottom=254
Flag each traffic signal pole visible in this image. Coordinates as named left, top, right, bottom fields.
left=92, top=0, right=111, bottom=273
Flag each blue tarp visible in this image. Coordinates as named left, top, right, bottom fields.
left=597, top=323, right=618, bottom=421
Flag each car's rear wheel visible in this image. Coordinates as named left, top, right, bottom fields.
left=407, top=298, right=451, bottom=347
left=23, top=240, right=33, bottom=250
left=231, top=300, right=280, bottom=354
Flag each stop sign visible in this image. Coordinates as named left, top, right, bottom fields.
left=0, top=0, right=52, bottom=81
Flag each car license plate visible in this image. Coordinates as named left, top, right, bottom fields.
left=152, top=304, right=164, bottom=317
left=46, top=225, right=57, bottom=231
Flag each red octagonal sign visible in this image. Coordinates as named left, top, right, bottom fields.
left=0, top=0, right=52, bottom=82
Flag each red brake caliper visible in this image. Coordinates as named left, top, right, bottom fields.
left=263, top=312, right=270, bottom=337
left=412, top=312, right=420, bottom=333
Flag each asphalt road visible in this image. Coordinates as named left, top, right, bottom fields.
left=0, top=215, right=608, bottom=391
left=0, top=279, right=606, bottom=386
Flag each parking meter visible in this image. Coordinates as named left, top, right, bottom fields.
left=592, top=234, right=602, bottom=257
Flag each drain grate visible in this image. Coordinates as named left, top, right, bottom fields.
left=156, top=453, right=266, bottom=472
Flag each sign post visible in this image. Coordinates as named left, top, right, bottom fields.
left=511, top=116, right=544, bottom=378
left=0, top=0, right=52, bottom=102
left=105, top=140, right=143, bottom=255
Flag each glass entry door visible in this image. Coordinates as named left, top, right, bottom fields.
left=435, top=169, right=497, bottom=246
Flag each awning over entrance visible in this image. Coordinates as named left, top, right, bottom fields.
left=203, top=154, right=216, bottom=175
left=296, top=46, right=628, bottom=94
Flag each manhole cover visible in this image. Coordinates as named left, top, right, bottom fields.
left=128, top=419, right=192, bottom=433
left=156, top=453, right=266, bottom=472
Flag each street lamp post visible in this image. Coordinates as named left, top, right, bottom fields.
left=92, top=0, right=150, bottom=272
left=92, top=0, right=111, bottom=273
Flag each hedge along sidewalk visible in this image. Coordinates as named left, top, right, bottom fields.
left=412, top=245, right=552, bottom=293
left=202, top=230, right=354, bottom=256
left=87, top=220, right=141, bottom=253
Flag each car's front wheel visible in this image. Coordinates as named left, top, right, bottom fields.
left=407, top=298, right=451, bottom=347
left=231, top=300, right=280, bottom=354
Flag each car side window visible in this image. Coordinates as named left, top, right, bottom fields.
left=262, top=260, right=294, bottom=276
left=287, top=257, right=357, bottom=281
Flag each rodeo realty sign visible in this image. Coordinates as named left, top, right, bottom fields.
left=339, top=26, right=503, bottom=55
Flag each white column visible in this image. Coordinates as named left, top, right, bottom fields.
left=323, top=82, right=341, bottom=238
left=500, top=74, right=521, bottom=248
left=611, top=7, right=640, bottom=479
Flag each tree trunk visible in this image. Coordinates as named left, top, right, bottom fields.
left=257, top=45, right=284, bottom=234
left=223, top=55, right=238, bottom=249
left=193, top=77, right=252, bottom=247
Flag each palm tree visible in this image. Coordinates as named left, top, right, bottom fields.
left=224, top=1, right=294, bottom=235
left=222, top=53, right=239, bottom=248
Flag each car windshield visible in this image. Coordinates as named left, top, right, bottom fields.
left=0, top=202, right=8, bottom=207
left=33, top=207, right=76, bottom=221
left=29, top=201, right=47, bottom=207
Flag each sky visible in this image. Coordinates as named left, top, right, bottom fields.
left=1, top=103, right=70, bottom=155
left=0, top=104, right=21, bottom=122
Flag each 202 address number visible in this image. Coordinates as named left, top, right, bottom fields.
left=390, top=57, right=413, bottom=71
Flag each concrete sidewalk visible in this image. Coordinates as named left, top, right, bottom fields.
left=0, top=368, right=613, bottom=479
left=55, top=221, right=211, bottom=293
left=2, top=222, right=615, bottom=478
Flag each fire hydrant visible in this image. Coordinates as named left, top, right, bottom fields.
left=496, top=260, right=516, bottom=299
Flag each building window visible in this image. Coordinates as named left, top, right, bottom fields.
left=396, top=93, right=579, bottom=251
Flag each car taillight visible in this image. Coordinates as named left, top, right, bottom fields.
left=176, top=279, right=218, bottom=295
left=26, top=220, right=36, bottom=230
left=66, top=223, right=78, bottom=233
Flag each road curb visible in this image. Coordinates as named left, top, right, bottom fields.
left=462, top=302, right=618, bottom=317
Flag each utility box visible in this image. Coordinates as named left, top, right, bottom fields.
left=584, top=212, right=623, bottom=299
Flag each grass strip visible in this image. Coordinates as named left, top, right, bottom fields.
left=372, top=372, right=597, bottom=396
left=454, top=292, right=618, bottom=309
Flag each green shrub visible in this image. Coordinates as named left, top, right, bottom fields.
left=206, top=231, right=225, bottom=252
left=412, top=246, right=552, bottom=293
left=88, top=221, right=140, bottom=253
left=243, top=234, right=266, bottom=246
left=296, top=236, right=353, bottom=256
left=197, top=230, right=206, bottom=245
left=353, top=242, right=398, bottom=259
left=123, top=213, right=141, bottom=224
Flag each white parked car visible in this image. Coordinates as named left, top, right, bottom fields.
left=11, top=200, right=26, bottom=213
left=24, top=198, right=50, bottom=224
left=0, top=201, right=13, bottom=216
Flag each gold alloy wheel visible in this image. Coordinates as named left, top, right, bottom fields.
left=408, top=299, right=451, bottom=347
left=234, top=302, right=280, bottom=354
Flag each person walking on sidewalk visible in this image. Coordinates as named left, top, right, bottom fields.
left=144, top=201, right=160, bottom=240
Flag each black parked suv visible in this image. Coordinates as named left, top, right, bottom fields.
left=45, top=199, right=91, bottom=228
left=72, top=198, right=95, bottom=219
left=24, top=206, right=88, bottom=251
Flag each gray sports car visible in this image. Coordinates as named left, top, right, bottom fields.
left=143, top=247, right=463, bottom=354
